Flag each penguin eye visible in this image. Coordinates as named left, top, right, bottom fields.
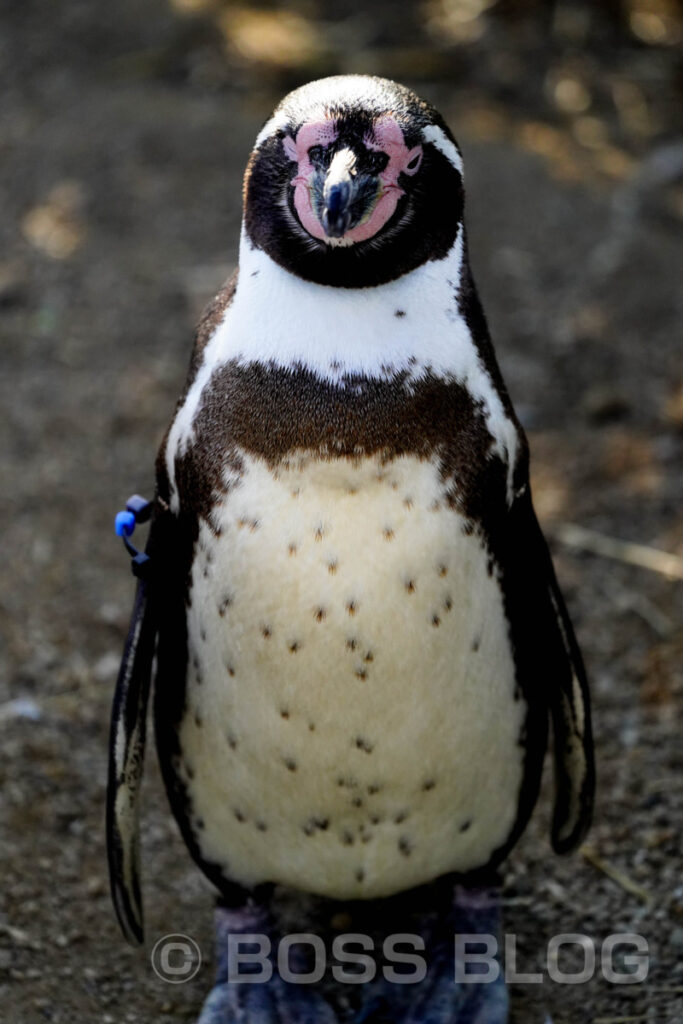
left=365, top=151, right=389, bottom=175
left=307, top=145, right=326, bottom=169
left=406, top=151, right=422, bottom=173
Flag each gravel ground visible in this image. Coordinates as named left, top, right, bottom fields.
left=1, top=2, right=681, bottom=1022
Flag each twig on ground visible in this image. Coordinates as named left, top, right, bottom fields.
left=556, top=524, right=683, bottom=580
left=580, top=845, right=653, bottom=905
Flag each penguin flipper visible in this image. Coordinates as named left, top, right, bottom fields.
left=106, top=573, right=158, bottom=945
left=522, top=494, right=595, bottom=854
left=545, top=562, right=595, bottom=854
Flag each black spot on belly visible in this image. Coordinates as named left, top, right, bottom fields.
left=398, top=837, right=413, bottom=857
left=308, top=722, right=316, bottom=732
left=459, top=819, right=472, bottom=832
left=314, top=607, right=327, bottom=623
left=405, top=579, right=416, bottom=593
left=262, top=625, right=272, bottom=638
left=234, top=809, right=246, bottom=823
left=305, top=816, right=329, bottom=834
left=337, top=776, right=358, bottom=789
left=288, top=641, right=300, bottom=653
left=288, top=543, right=297, bottom=556
left=356, top=868, right=365, bottom=882
left=256, top=821, right=268, bottom=832
left=394, top=810, right=408, bottom=824
left=354, top=667, right=368, bottom=680
left=431, top=614, right=441, bottom=627
left=346, top=638, right=358, bottom=651
left=284, top=757, right=298, bottom=772
left=351, top=796, right=364, bottom=808
left=227, top=664, right=236, bottom=677
left=471, top=636, right=481, bottom=652
left=370, top=814, right=382, bottom=825
left=194, top=712, right=202, bottom=728
left=328, top=560, right=338, bottom=574
left=443, top=596, right=453, bottom=612
left=218, top=595, right=233, bottom=616
left=280, top=709, right=290, bottom=720
left=355, top=736, right=374, bottom=754
left=367, top=784, right=381, bottom=796
left=383, top=527, right=395, bottom=540
left=422, top=779, right=436, bottom=792
left=438, top=564, right=448, bottom=577
left=395, top=309, right=406, bottom=318
left=346, top=600, right=358, bottom=616
left=341, top=831, right=355, bottom=846
left=226, top=732, right=238, bottom=750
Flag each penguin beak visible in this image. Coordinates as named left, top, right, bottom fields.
left=322, top=180, right=352, bottom=238
left=321, top=149, right=356, bottom=238
left=320, top=148, right=379, bottom=240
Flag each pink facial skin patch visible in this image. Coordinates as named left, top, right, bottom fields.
left=282, top=115, right=422, bottom=245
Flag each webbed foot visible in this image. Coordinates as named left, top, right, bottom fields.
left=352, top=883, right=509, bottom=1024
left=197, top=902, right=338, bottom=1024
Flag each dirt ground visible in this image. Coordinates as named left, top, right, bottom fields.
left=1, top=1, right=682, bottom=1022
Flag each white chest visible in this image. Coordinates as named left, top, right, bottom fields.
left=176, top=452, right=525, bottom=899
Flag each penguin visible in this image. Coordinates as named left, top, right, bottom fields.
left=107, top=75, right=594, bottom=1023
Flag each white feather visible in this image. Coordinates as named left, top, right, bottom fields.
left=166, top=228, right=519, bottom=510
left=180, top=453, right=525, bottom=899
left=421, top=125, right=464, bottom=177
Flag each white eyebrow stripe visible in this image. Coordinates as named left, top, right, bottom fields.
left=254, top=109, right=290, bottom=149
left=422, top=125, right=464, bottom=177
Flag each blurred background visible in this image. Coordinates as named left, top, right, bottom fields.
left=0, top=1, right=681, bottom=1022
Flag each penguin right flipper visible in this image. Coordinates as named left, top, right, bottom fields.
left=106, top=559, right=159, bottom=945
left=514, top=488, right=595, bottom=855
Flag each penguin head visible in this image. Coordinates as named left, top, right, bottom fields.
left=244, top=76, right=465, bottom=288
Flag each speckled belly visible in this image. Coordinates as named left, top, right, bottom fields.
left=177, top=452, right=525, bottom=899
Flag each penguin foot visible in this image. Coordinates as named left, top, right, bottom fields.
left=197, top=901, right=338, bottom=1024
left=197, top=977, right=339, bottom=1024
left=353, top=882, right=509, bottom=1024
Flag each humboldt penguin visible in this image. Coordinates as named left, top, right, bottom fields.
left=107, top=74, right=594, bottom=1024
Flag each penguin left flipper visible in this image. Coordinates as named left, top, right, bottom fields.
left=509, top=485, right=595, bottom=854
left=106, top=519, right=163, bottom=945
